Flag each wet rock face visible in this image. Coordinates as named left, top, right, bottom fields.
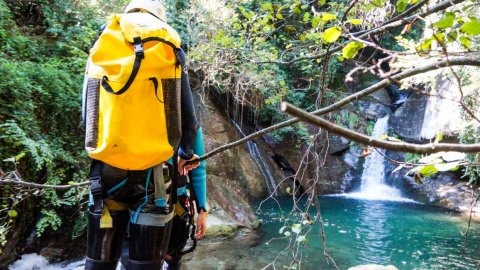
left=193, top=92, right=263, bottom=228
left=389, top=91, right=428, bottom=143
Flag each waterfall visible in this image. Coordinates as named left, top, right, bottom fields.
left=343, top=116, right=413, bottom=202
left=231, top=121, right=278, bottom=196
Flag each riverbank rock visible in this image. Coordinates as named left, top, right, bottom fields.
left=385, top=151, right=480, bottom=216
left=348, top=265, right=399, bottom=270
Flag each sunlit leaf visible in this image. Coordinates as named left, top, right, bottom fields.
left=291, top=223, right=302, bottom=234
left=435, top=162, right=460, bottom=172
left=321, top=13, right=337, bottom=22
left=348, top=19, right=363, bottom=25
left=279, top=226, right=287, bottom=234
left=284, top=231, right=292, bottom=237
left=432, top=12, right=455, bottom=29
left=459, top=36, right=472, bottom=48
left=392, top=164, right=407, bottom=174
left=417, top=165, right=439, bottom=177
left=434, top=132, right=443, bottom=144
left=322, top=26, right=342, bottom=43
left=460, top=19, right=480, bottom=35
left=440, top=151, right=466, bottom=162
left=296, top=235, right=307, bottom=242
left=8, top=210, right=18, bottom=218
left=312, top=16, right=322, bottom=28
left=396, top=0, right=409, bottom=12
left=446, top=30, right=458, bottom=42
left=342, top=41, right=365, bottom=59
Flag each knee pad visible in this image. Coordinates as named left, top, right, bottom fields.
left=86, top=209, right=129, bottom=263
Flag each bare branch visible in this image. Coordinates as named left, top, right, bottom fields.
left=0, top=172, right=89, bottom=190
left=281, top=102, right=480, bottom=154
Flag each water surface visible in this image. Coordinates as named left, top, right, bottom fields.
left=184, top=196, right=480, bottom=270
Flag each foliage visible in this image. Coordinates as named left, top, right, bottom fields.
left=0, top=0, right=128, bottom=254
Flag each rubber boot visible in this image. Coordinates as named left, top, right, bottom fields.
left=127, top=221, right=172, bottom=270
left=85, top=209, right=130, bottom=270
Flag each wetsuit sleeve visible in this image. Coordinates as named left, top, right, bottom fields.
left=177, top=49, right=198, bottom=160
left=189, top=128, right=207, bottom=212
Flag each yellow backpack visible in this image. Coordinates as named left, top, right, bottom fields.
left=84, top=13, right=182, bottom=170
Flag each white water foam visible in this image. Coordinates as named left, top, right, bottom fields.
left=8, top=254, right=123, bottom=270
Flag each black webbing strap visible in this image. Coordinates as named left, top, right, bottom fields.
left=171, top=150, right=179, bottom=205
left=89, top=160, right=104, bottom=215
left=101, top=36, right=144, bottom=95
left=149, top=77, right=164, bottom=103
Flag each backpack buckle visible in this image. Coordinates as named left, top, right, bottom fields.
left=133, top=37, right=144, bottom=59
left=90, top=176, right=102, bottom=196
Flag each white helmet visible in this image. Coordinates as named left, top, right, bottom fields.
left=125, top=0, right=167, bottom=22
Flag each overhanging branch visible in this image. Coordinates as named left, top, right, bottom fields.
left=281, top=102, right=480, bottom=154
left=196, top=56, right=480, bottom=162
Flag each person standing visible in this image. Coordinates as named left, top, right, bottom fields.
left=82, top=1, right=200, bottom=269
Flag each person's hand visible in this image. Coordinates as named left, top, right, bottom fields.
left=195, top=209, right=207, bottom=239
left=177, top=154, right=200, bottom=175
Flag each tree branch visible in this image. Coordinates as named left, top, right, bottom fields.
left=281, top=102, right=480, bottom=154
left=0, top=172, right=89, bottom=190
left=195, top=56, right=480, bottom=162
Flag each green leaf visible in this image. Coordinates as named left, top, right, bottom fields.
left=372, top=0, right=383, bottom=7
left=318, top=0, right=326, bottom=6
left=322, top=26, right=342, bottom=43
left=432, top=12, right=455, bottom=29
left=434, top=132, right=443, bottom=144
left=276, top=13, right=284, bottom=20
left=8, top=210, right=18, bottom=218
left=418, top=165, right=439, bottom=177
left=396, top=0, right=409, bottom=12
left=348, top=19, right=363, bottom=25
left=321, top=13, right=337, bottom=22
left=312, top=16, right=322, bottom=28
left=279, top=226, right=288, bottom=234
left=303, top=12, right=311, bottom=23
left=342, top=41, right=365, bottom=59
left=15, top=152, right=26, bottom=161
left=416, top=37, right=434, bottom=52
left=446, top=30, right=458, bottom=42
left=460, top=20, right=480, bottom=35
left=459, top=36, right=472, bottom=48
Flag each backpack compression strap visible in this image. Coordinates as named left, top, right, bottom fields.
left=101, top=36, right=144, bottom=95
left=101, top=37, right=181, bottom=95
